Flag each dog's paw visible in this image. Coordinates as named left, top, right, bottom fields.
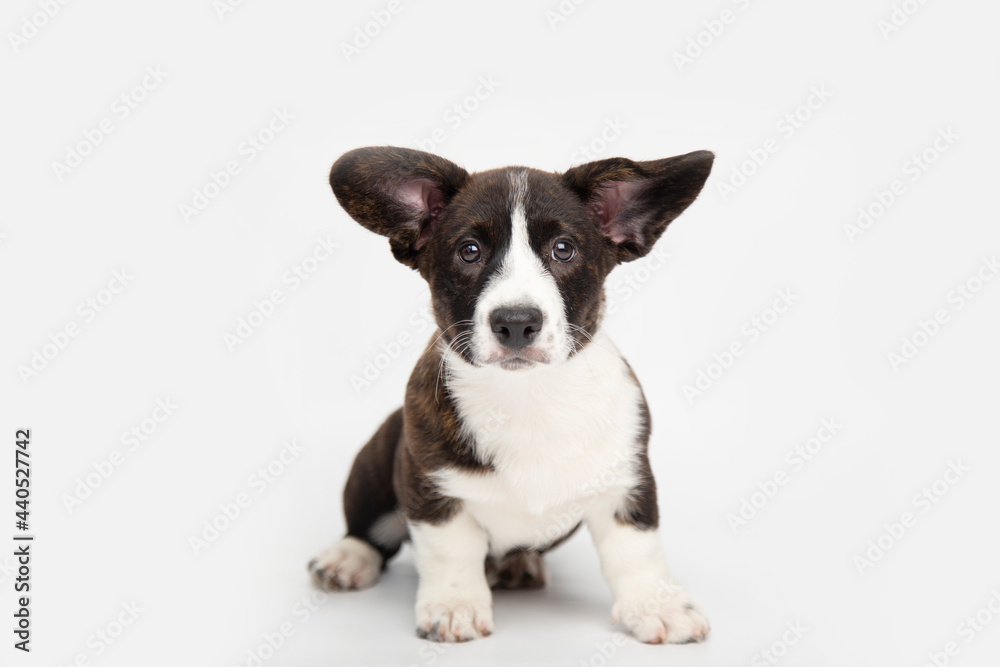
left=612, top=585, right=710, bottom=645
left=416, top=597, right=494, bottom=642
left=486, top=549, right=547, bottom=590
left=307, top=537, right=382, bottom=591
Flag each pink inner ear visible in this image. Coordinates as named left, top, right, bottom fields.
left=589, top=180, right=643, bottom=245
left=397, top=178, right=445, bottom=250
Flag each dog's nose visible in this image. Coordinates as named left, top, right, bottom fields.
left=490, top=307, right=543, bottom=350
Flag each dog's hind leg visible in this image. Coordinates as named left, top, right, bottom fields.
left=486, top=549, right=548, bottom=590
left=308, top=408, right=407, bottom=591
left=484, top=522, right=580, bottom=590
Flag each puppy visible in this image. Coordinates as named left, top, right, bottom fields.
left=309, top=146, right=714, bottom=644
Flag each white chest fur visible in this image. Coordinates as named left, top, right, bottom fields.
left=435, top=331, right=645, bottom=554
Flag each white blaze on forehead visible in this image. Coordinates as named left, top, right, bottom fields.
left=507, top=169, right=533, bottom=275
left=467, top=169, right=569, bottom=365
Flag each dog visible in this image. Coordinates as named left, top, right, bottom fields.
left=308, top=146, right=714, bottom=644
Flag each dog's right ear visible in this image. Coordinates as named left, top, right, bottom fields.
left=329, top=146, right=469, bottom=269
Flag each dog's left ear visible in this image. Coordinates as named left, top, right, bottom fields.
left=330, top=146, right=469, bottom=269
left=561, top=150, right=714, bottom=262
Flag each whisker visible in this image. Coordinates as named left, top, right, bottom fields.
left=565, top=324, right=605, bottom=382
left=434, top=328, right=474, bottom=404
left=566, top=323, right=615, bottom=355
left=429, top=319, right=474, bottom=353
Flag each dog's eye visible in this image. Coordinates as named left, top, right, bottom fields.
left=459, top=242, right=481, bottom=263
left=551, top=240, right=576, bottom=263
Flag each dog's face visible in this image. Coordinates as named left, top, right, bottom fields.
left=330, top=147, right=713, bottom=370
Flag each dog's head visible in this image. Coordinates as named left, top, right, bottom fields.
left=330, top=146, right=713, bottom=370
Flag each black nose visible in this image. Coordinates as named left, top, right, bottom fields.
left=490, top=307, right=543, bottom=350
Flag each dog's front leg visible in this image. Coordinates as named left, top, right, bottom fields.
left=586, top=508, right=710, bottom=644
left=410, top=508, right=493, bottom=642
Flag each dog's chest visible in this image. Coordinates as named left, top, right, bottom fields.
left=436, top=333, right=645, bottom=551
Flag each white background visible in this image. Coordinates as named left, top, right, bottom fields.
left=2, top=1, right=999, bottom=666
